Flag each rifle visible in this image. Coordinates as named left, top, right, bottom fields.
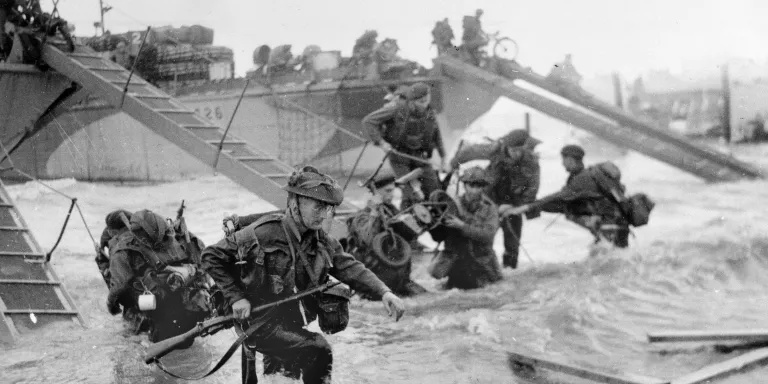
left=441, top=139, right=465, bottom=191
left=175, top=200, right=191, bottom=243
left=144, top=280, right=342, bottom=364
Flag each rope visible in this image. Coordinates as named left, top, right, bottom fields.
left=0, top=142, right=98, bottom=261
left=45, top=198, right=75, bottom=262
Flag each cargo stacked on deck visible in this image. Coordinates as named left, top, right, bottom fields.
left=80, top=25, right=235, bottom=88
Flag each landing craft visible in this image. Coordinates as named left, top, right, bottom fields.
left=1, top=3, right=767, bottom=383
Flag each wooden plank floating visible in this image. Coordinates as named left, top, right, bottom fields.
left=670, top=347, right=768, bottom=384
left=507, top=350, right=667, bottom=384
left=648, top=330, right=768, bottom=343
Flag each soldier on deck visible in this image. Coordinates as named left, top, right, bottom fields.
left=451, top=129, right=541, bottom=269
left=362, top=82, right=449, bottom=211
left=431, top=18, right=455, bottom=56
left=461, top=9, right=488, bottom=66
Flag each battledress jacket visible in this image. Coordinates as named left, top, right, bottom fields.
left=451, top=141, right=540, bottom=206
left=201, top=212, right=391, bottom=326
left=362, top=102, right=446, bottom=158
left=443, top=194, right=502, bottom=289
left=530, top=166, right=626, bottom=224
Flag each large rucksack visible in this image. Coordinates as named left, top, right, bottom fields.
left=590, top=161, right=655, bottom=227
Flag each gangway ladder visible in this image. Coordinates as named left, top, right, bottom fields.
left=434, top=56, right=764, bottom=182
left=39, top=44, right=358, bottom=217
left=0, top=178, right=84, bottom=344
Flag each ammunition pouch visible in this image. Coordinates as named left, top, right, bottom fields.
left=316, top=283, right=352, bottom=335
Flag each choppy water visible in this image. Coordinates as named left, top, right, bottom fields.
left=2, top=141, right=768, bottom=384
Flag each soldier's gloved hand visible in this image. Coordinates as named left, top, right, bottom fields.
left=379, top=141, right=393, bottom=153
left=231, top=298, right=251, bottom=320
left=382, top=291, right=405, bottom=321
left=106, top=299, right=121, bottom=316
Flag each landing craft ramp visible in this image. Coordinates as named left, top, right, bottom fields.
left=38, top=43, right=358, bottom=216
left=0, top=178, right=84, bottom=344
left=434, top=56, right=764, bottom=182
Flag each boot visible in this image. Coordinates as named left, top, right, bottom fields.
left=503, top=252, right=519, bottom=269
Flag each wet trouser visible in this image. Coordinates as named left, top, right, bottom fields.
left=246, top=321, right=333, bottom=384
left=602, top=227, right=629, bottom=248
left=388, top=152, right=441, bottom=211
left=502, top=214, right=523, bottom=269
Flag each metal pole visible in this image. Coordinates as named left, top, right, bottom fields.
left=99, top=0, right=106, bottom=35
left=721, top=63, right=731, bottom=143
left=612, top=72, right=624, bottom=109
left=343, top=141, right=369, bottom=192
left=213, top=79, right=250, bottom=173
left=119, top=26, right=151, bottom=108
left=524, top=112, right=530, bottom=133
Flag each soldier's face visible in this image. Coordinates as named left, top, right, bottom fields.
left=562, top=156, right=581, bottom=173
left=464, top=183, right=484, bottom=200
left=297, top=196, right=333, bottom=230
left=377, top=183, right=396, bottom=203
left=411, top=94, right=431, bottom=112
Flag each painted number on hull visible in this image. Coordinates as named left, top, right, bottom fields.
left=194, top=106, right=224, bottom=121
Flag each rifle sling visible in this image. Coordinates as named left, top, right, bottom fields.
left=154, top=318, right=264, bottom=381
left=151, top=281, right=340, bottom=380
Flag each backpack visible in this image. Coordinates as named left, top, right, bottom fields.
left=590, top=161, right=655, bottom=227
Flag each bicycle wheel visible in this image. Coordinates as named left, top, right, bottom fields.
left=493, top=37, right=519, bottom=61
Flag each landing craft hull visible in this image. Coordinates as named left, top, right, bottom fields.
left=2, top=72, right=497, bottom=181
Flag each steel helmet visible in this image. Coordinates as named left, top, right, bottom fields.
left=129, top=209, right=169, bottom=243
left=283, top=166, right=344, bottom=206
left=459, top=166, right=490, bottom=185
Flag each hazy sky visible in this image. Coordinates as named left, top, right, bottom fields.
left=52, top=0, right=766, bottom=79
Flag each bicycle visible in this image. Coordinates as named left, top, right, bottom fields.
left=458, top=30, right=519, bottom=68
left=486, top=31, right=519, bottom=61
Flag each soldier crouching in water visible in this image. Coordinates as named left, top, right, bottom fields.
left=434, top=167, right=502, bottom=289
left=501, top=145, right=631, bottom=248
left=106, top=209, right=211, bottom=342
left=451, top=129, right=541, bottom=269
left=202, top=166, right=406, bottom=384
left=345, top=172, right=428, bottom=298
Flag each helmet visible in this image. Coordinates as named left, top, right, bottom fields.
left=105, top=209, right=132, bottom=229
left=283, top=166, right=344, bottom=206
left=129, top=209, right=169, bottom=244
left=459, top=166, right=490, bottom=185
left=407, top=82, right=431, bottom=101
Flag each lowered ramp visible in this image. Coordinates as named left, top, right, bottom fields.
left=0, top=178, right=84, bottom=344
left=39, top=44, right=358, bottom=216
left=434, top=56, right=763, bottom=182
